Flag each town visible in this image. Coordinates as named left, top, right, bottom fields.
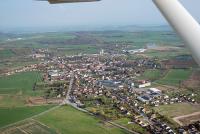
left=1, top=0, right=200, bottom=133
left=2, top=47, right=199, bottom=134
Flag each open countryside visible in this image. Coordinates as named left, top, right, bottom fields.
left=0, top=105, right=54, bottom=128
left=157, top=69, right=192, bottom=86
left=0, top=29, right=199, bottom=134
left=0, top=71, right=42, bottom=95
left=36, top=106, right=128, bottom=134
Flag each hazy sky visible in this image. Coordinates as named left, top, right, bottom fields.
left=0, top=0, right=200, bottom=28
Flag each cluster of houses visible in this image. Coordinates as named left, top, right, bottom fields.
left=69, top=71, right=181, bottom=134
left=136, top=87, right=197, bottom=107
left=122, top=48, right=147, bottom=54
left=137, top=88, right=161, bottom=103
left=4, top=64, right=38, bottom=76
left=32, top=53, right=198, bottom=134
left=149, top=118, right=176, bottom=134
left=178, top=121, right=200, bottom=134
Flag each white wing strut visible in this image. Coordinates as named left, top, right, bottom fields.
left=153, top=0, right=200, bottom=66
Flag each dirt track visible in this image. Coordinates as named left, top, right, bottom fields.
left=0, top=96, right=3, bottom=101
left=173, top=111, right=200, bottom=126
left=27, top=97, right=62, bottom=106
left=183, top=70, right=200, bottom=88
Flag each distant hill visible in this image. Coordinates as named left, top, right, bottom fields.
left=111, top=25, right=172, bottom=32
left=0, top=25, right=173, bottom=33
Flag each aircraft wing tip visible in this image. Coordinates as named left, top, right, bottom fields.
left=37, top=0, right=101, bottom=4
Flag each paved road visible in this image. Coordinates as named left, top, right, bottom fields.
left=0, top=72, right=75, bottom=130
left=62, top=72, right=139, bottom=134
left=66, top=101, right=138, bottom=134
left=0, top=72, right=139, bottom=134
left=66, top=98, right=139, bottom=134
left=62, top=72, right=74, bottom=105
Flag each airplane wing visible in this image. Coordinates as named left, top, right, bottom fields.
left=42, top=0, right=100, bottom=4
left=153, top=0, right=200, bottom=66
left=40, top=0, right=200, bottom=66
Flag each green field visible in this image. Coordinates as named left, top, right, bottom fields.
left=1, top=119, right=57, bottom=134
left=0, top=95, right=27, bottom=108
left=0, top=49, right=15, bottom=58
left=140, top=69, right=162, bottom=81
left=114, top=118, right=147, bottom=134
left=0, top=71, right=42, bottom=95
left=157, top=69, right=192, bottom=86
left=58, top=45, right=99, bottom=55
left=1, top=33, right=76, bottom=48
left=154, top=103, right=200, bottom=118
left=100, top=31, right=180, bottom=47
left=0, top=105, right=55, bottom=128
left=36, top=105, right=128, bottom=134
left=144, top=49, right=190, bottom=59
left=0, top=31, right=182, bottom=49
left=0, top=60, right=39, bottom=70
